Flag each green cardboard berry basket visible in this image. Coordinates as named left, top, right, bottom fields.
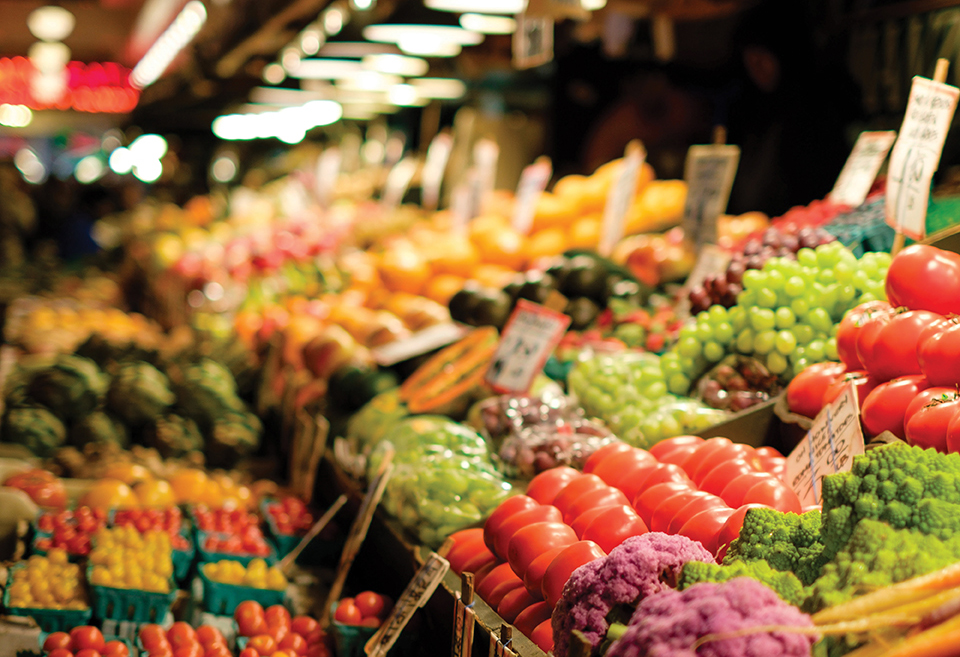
left=260, top=500, right=343, bottom=563
left=329, top=602, right=378, bottom=657
left=197, top=566, right=285, bottom=616
left=2, top=564, right=93, bottom=632
left=87, top=566, right=177, bottom=624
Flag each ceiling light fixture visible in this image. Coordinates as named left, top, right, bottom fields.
left=109, top=147, right=133, bottom=174
left=0, top=104, right=33, bottom=128
left=425, top=0, right=527, bottom=14
left=323, top=7, right=345, bottom=35
left=28, top=42, right=70, bottom=73
left=351, top=0, right=375, bottom=9
left=459, top=13, right=516, bottom=34
left=361, top=54, right=428, bottom=76
left=262, top=63, right=286, bottom=84
left=335, top=71, right=402, bottom=92
left=409, top=77, right=467, bottom=99
left=27, top=6, right=75, bottom=42
left=212, top=100, right=342, bottom=142
left=363, top=24, right=483, bottom=58
left=289, top=58, right=364, bottom=79
left=300, top=28, right=324, bottom=55
left=581, top=0, right=606, bottom=8
left=130, top=0, right=207, bottom=90
left=387, top=83, right=426, bottom=107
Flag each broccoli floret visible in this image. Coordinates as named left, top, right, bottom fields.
left=677, top=560, right=808, bottom=608
left=806, top=518, right=960, bottom=612
left=723, top=507, right=827, bottom=586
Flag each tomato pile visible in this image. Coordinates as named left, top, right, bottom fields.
left=194, top=506, right=273, bottom=557
left=87, top=526, right=173, bottom=592
left=111, top=508, right=190, bottom=550
left=35, top=507, right=109, bottom=556
left=203, top=558, right=286, bottom=590
left=42, top=626, right=128, bottom=657
left=6, top=549, right=88, bottom=610
left=139, top=622, right=230, bottom=657
left=5, top=469, right=67, bottom=508
left=332, top=591, right=393, bottom=628
left=265, top=497, right=315, bottom=536
left=235, top=602, right=332, bottom=657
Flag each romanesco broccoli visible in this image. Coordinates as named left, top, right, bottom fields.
left=722, top=507, right=826, bottom=586
left=677, top=559, right=808, bottom=608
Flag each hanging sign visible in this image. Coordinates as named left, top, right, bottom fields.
left=513, top=14, right=554, bottom=70
left=485, top=299, right=571, bottom=394
left=511, top=157, right=552, bottom=235
left=598, top=140, right=645, bottom=257
left=680, top=144, right=740, bottom=250
left=828, top=131, right=896, bottom=208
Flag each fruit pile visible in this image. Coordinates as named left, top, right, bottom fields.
left=42, top=626, right=129, bottom=657
left=194, top=506, right=273, bottom=557
left=35, top=507, right=108, bottom=556
left=265, top=497, right=315, bottom=536
left=139, top=622, right=231, bottom=657
left=6, top=549, right=88, bottom=610
left=332, top=591, right=393, bottom=628
left=112, top=508, right=190, bottom=550
left=234, top=602, right=332, bottom=657
left=202, top=558, right=287, bottom=590
left=88, top=526, right=173, bottom=592
left=4, top=469, right=67, bottom=508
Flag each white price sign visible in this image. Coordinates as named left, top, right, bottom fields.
left=886, top=75, right=959, bottom=240
left=485, top=300, right=571, bottom=394
left=513, top=14, right=554, bottom=70
left=828, top=131, right=896, bottom=208
left=511, top=157, right=552, bottom=235
left=421, top=132, right=454, bottom=211
left=315, top=147, right=341, bottom=208
left=473, top=139, right=499, bottom=212
left=786, top=384, right=865, bottom=507
left=680, top=144, right=740, bottom=249
left=381, top=157, right=419, bottom=211
left=599, top=140, right=645, bottom=257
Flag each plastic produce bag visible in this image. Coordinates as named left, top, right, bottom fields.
left=694, top=355, right=781, bottom=412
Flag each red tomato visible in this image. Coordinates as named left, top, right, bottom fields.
left=582, top=443, right=634, bottom=474
left=530, top=620, right=554, bottom=654
left=446, top=531, right=494, bottom=575
left=885, top=245, right=960, bottom=315
left=649, top=490, right=711, bottom=533
left=550, top=475, right=608, bottom=517
left=632, top=481, right=696, bottom=526
left=906, top=391, right=960, bottom=452
left=667, top=494, right=728, bottom=534
left=305, top=645, right=330, bottom=657
left=515, top=602, right=554, bottom=638
left=359, top=618, right=381, bottom=628
left=861, top=375, right=930, bottom=439
left=561, top=486, right=629, bottom=524
left=581, top=505, right=647, bottom=553
left=692, top=443, right=758, bottom=486
left=75, top=650, right=102, bottom=657
left=267, top=605, right=292, bottom=629
left=855, top=312, right=892, bottom=371
left=70, top=628, right=105, bottom=653
left=522, top=546, right=566, bottom=596
left=196, top=628, right=225, bottom=649
left=304, top=629, right=326, bottom=647
left=447, top=527, right=484, bottom=551
left=2, top=469, right=67, bottom=508
left=476, top=563, right=521, bottom=602
left=278, top=635, right=308, bottom=656
left=507, top=521, right=578, bottom=579
left=235, top=601, right=269, bottom=637
left=497, top=586, right=539, bottom=623
left=679, top=438, right=733, bottom=477
left=836, top=301, right=893, bottom=369
left=487, top=577, right=524, bottom=608
left=742, top=476, right=802, bottom=514
left=48, top=649, right=73, bottom=657
left=698, top=459, right=759, bottom=497
left=678, top=506, right=736, bottom=556
left=149, top=649, right=173, bottom=657
left=140, top=626, right=171, bottom=652
left=864, top=310, right=944, bottom=381
left=590, top=449, right=657, bottom=488
left=919, top=320, right=960, bottom=386
left=946, top=411, right=960, bottom=454
left=569, top=504, right=618, bottom=538
left=822, top=371, right=879, bottom=409
left=173, top=645, right=202, bottom=657
left=354, top=592, right=387, bottom=619
left=648, top=435, right=703, bottom=462
left=483, top=496, right=541, bottom=553
left=167, top=623, right=198, bottom=650
left=471, top=560, right=500, bottom=590
left=205, top=646, right=231, bottom=657
left=247, top=636, right=277, bottom=657
left=541, top=541, right=606, bottom=608
left=619, top=463, right=691, bottom=504
left=720, top=472, right=775, bottom=508
left=786, top=361, right=848, bottom=418
left=44, top=633, right=73, bottom=652
left=333, top=601, right=362, bottom=626
left=491, top=505, right=564, bottom=559
left=524, top=468, right=580, bottom=505
left=239, top=649, right=260, bottom=657
left=715, top=504, right=767, bottom=562
left=904, top=387, right=958, bottom=427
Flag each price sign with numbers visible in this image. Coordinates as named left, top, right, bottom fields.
left=680, top=144, right=740, bottom=250
left=485, top=300, right=571, bottom=394
left=828, top=131, right=896, bottom=208
left=785, top=384, right=865, bottom=507
left=511, top=157, right=552, bottom=235
left=513, top=14, right=554, bottom=70
left=599, top=141, right=645, bottom=257
left=886, top=76, right=959, bottom=240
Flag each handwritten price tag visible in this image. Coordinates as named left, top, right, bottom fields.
left=485, top=299, right=571, bottom=394
left=365, top=552, right=450, bottom=657
left=786, top=384, right=865, bottom=506
left=886, top=76, right=959, bottom=240
left=381, top=157, right=419, bottom=211
left=680, top=144, right=740, bottom=250
left=511, top=157, right=552, bottom=235
left=422, top=132, right=454, bottom=211
left=599, top=141, right=645, bottom=257
left=513, top=14, right=554, bottom=70
left=829, top=131, right=896, bottom=207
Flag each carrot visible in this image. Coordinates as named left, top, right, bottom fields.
left=875, top=613, right=960, bottom=657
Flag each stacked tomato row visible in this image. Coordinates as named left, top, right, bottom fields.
left=445, top=437, right=792, bottom=653
left=112, top=508, right=191, bottom=550
left=35, top=507, right=108, bottom=556
left=193, top=506, right=273, bottom=557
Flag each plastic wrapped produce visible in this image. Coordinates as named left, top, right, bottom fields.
left=694, top=355, right=782, bottom=412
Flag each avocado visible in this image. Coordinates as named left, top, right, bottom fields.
left=448, top=283, right=484, bottom=324
left=565, top=296, right=600, bottom=331
left=562, top=255, right=608, bottom=303
left=473, top=289, right=513, bottom=330
left=544, top=256, right=572, bottom=288
left=502, top=275, right=525, bottom=303
left=518, top=270, right=558, bottom=305
left=608, top=278, right=644, bottom=305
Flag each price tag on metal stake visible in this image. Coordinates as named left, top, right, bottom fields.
left=680, top=144, right=740, bottom=250
left=599, top=140, right=645, bottom=257
left=829, top=131, right=897, bottom=208
left=485, top=299, right=571, bottom=394
left=511, top=157, right=552, bottom=235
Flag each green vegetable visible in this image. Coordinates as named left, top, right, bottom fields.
left=346, top=388, right=409, bottom=450
left=723, top=507, right=827, bottom=586
left=69, top=411, right=129, bottom=449
left=106, top=361, right=175, bottom=426
left=1, top=406, right=67, bottom=456
left=143, top=413, right=203, bottom=458
left=174, top=358, right=245, bottom=430
left=677, top=559, right=808, bottom=608
left=207, top=410, right=262, bottom=467
left=27, top=354, right=107, bottom=421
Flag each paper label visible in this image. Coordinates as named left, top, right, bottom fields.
left=828, top=131, right=897, bottom=207
left=372, top=323, right=469, bottom=367
left=513, top=14, right=554, bottom=70
left=315, top=147, right=341, bottom=208
left=599, top=141, right=645, bottom=257
left=381, top=157, right=419, bottom=211
left=511, top=158, right=552, bottom=235
left=365, top=553, right=450, bottom=657
left=421, top=132, right=454, bottom=211
left=786, top=384, right=865, bottom=506
left=485, top=299, right=571, bottom=394
left=886, top=76, right=960, bottom=240
left=680, top=144, right=740, bottom=249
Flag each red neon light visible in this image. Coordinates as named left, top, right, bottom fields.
left=0, top=57, right=140, bottom=113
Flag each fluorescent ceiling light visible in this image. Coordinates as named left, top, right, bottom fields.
left=425, top=0, right=527, bottom=13
left=323, top=7, right=344, bottom=35
left=262, top=63, right=285, bottom=84
left=315, top=42, right=401, bottom=58
left=75, top=156, right=105, bottom=184
left=398, top=40, right=461, bottom=57
left=130, top=134, right=168, bottom=160
left=460, top=14, right=516, bottom=34
left=582, top=0, right=606, bottom=8
left=300, top=28, right=324, bottom=55
left=109, top=147, right=133, bottom=174
left=362, top=54, right=428, bottom=76
left=130, top=0, right=207, bottom=90
left=363, top=24, right=483, bottom=47
left=27, top=6, right=75, bottom=42
left=212, top=100, right=343, bottom=142
left=249, top=87, right=332, bottom=104
left=290, top=58, right=364, bottom=79
left=336, top=71, right=402, bottom=91
left=0, top=104, right=33, bottom=128
left=387, top=84, right=427, bottom=107
left=29, top=42, right=70, bottom=73
left=410, top=77, right=467, bottom=99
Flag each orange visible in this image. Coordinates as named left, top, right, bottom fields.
left=167, top=468, right=209, bottom=505
left=80, top=479, right=139, bottom=510
left=378, top=247, right=431, bottom=295
left=472, top=264, right=518, bottom=289
left=427, top=235, right=481, bottom=278
left=424, top=274, right=467, bottom=306
left=468, top=214, right=510, bottom=242
left=473, top=227, right=527, bottom=270
left=524, top=228, right=567, bottom=261
left=250, top=479, right=279, bottom=503
left=200, top=478, right=225, bottom=507
left=632, top=180, right=687, bottom=231
left=339, top=250, right=381, bottom=291
left=134, top=479, right=176, bottom=507
left=530, top=192, right=577, bottom=232
left=568, top=215, right=602, bottom=249
left=102, top=463, right=153, bottom=486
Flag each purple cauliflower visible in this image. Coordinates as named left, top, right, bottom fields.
left=551, top=533, right=716, bottom=657
left=606, top=578, right=817, bottom=657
